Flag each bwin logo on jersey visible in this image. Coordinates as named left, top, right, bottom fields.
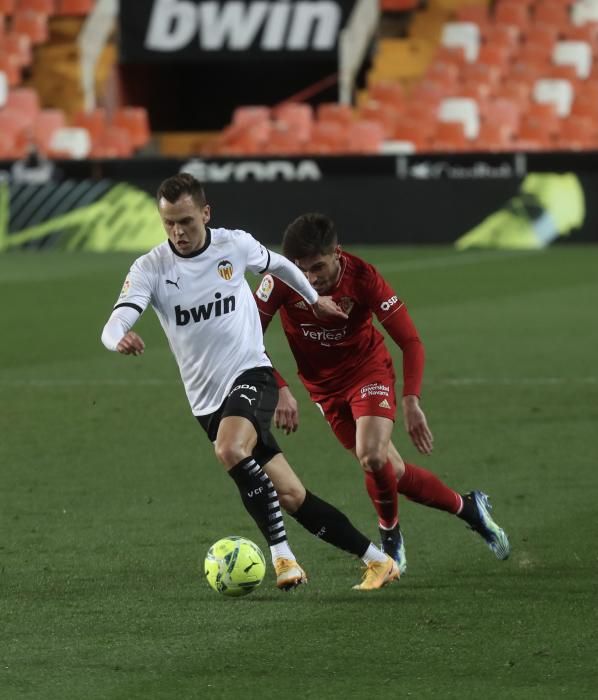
left=175, top=293, right=236, bottom=325
left=218, top=260, right=233, bottom=280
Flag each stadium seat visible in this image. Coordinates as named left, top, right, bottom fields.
left=316, top=102, right=354, bottom=125
left=231, top=105, right=270, bottom=127
left=112, top=106, right=150, bottom=149
left=0, top=106, right=27, bottom=139
left=454, top=5, right=489, bottom=27
left=533, top=78, right=574, bottom=118
left=368, top=81, right=405, bottom=108
left=305, top=121, right=349, bottom=154
left=1, top=32, right=32, bottom=67
left=534, top=2, right=570, bottom=28
left=0, top=50, right=20, bottom=84
left=524, top=25, right=559, bottom=55
left=557, top=115, right=598, bottom=149
left=5, top=85, right=39, bottom=116
left=91, top=125, right=133, bottom=158
left=393, top=119, right=433, bottom=150
left=72, top=107, right=106, bottom=142
left=431, top=120, right=471, bottom=151
left=358, top=100, right=399, bottom=138
left=17, top=0, right=55, bottom=12
left=474, top=121, right=514, bottom=151
left=346, top=120, right=385, bottom=154
left=33, top=107, right=65, bottom=152
left=441, top=22, right=480, bottom=62
left=438, top=97, right=480, bottom=138
left=482, top=24, right=521, bottom=56
left=48, top=126, right=91, bottom=158
left=553, top=41, right=593, bottom=79
left=272, top=102, right=313, bottom=142
left=56, top=0, right=95, bottom=15
left=0, top=0, right=15, bottom=13
left=483, top=98, right=521, bottom=133
left=572, top=1, right=598, bottom=27
left=494, top=2, right=530, bottom=29
left=13, top=10, right=48, bottom=44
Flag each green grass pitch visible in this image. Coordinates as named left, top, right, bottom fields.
left=1, top=246, right=597, bottom=699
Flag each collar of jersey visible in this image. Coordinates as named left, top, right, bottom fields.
left=168, top=228, right=212, bottom=259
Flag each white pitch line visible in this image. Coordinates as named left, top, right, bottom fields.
left=0, top=377, right=596, bottom=388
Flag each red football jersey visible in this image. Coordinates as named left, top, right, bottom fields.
left=255, top=251, right=424, bottom=396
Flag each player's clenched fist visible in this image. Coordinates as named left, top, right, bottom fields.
left=117, top=331, right=145, bottom=356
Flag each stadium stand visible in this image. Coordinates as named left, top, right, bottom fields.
left=1, top=0, right=598, bottom=157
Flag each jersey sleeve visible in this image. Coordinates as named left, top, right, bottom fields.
left=112, top=258, right=153, bottom=314
left=237, top=230, right=272, bottom=275
left=361, top=262, right=425, bottom=397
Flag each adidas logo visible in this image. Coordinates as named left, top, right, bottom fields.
left=294, top=301, right=308, bottom=310
left=379, top=399, right=391, bottom=409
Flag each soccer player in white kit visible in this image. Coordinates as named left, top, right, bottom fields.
left=101, top=174, right=399, bottom=591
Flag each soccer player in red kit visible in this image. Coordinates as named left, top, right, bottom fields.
left=255, top=213, right=510, bottom=570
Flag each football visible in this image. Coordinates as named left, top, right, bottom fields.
left=204, top=536, right=266, bottom=597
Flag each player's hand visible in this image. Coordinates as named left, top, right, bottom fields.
left=275, top=386, right=299, bottom=435
left=311, top=296, right=348, bottom=321
left=402, top=395, right=434, bottom=455
left=116, top=331, right=145, bottom=356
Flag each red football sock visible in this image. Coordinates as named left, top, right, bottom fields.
left=398, top=463, right=462, bottom=514
left=364, top=460, right=398, bottom=529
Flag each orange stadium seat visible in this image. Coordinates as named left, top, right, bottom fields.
left=533, top=2, right=570, bottom=28
left=13, top=10, right=48, bottom=43
left=454, top=5, right=489, bottom=27
left=316, top=102, right=354, bottom=125
left=17, top=0, right=55, bottom=12
left=431, top=120, right=470, bottom=151
left=557, top=115, right=598, bottom=149
left=272, top=102, right=313, bottom=142
left=393, top=119, right=434, bottom=150
left=494, top=2, right=530, bottom=29
left=232, top=105, right=270, bottom=127
left=359, top=100, right=400, bottom=138
left=0, top=32, right=32, bottom=66
left=305, top=121, right=349, bottom=154
left=72, top=107, right=106, bottom=142
left=112, top=106, right=150, bottom=149
left=368, top=81, right=405, bottom=108
left=0, top=50, right=20, bottom=84
left=346, top=120, right=385, bottom=154
left=91, top=125, right=133, bottom=158
left=56, top=0, right=94, bottom=15
left=260, top=124, right=305, bottom=155
left=474, top=121, right=515, bottom=151
left=0, top=0, right=15, bottom=12
left=33, top=107, right=65, bottom=152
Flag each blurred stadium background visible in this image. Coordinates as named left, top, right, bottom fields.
left=1, top=2, right=597, bottom=699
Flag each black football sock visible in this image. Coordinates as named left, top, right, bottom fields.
left=457, top=492, right=480, bottom=526
left=229, top=457, right=287, bottom=546
left=291, top=490, right=370, bottom=558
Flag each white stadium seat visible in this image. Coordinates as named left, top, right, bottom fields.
left=572, top=1, right=598, bottom=26
left=441, top=22, right=480, bottom=63
left=50, top=127, right=91, bottom=159
left=439, top=97, right=480, bottom=139
left=553, top=40, right=593, bottom=79
left=533, top=79, right=574, bottom=118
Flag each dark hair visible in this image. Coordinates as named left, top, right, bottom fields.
left=282, top=213, right=338, bottom=260
left=157, top=173, right=207, bottom=208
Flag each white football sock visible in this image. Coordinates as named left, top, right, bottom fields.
left=361, top=543, right=388, bottom=565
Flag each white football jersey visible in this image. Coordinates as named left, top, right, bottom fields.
left=113, top=228, right=293, bottom=415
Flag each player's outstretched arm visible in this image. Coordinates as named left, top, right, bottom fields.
left=275, top=386, right=300, bottom=435
left=311, top=296, right=348, bottom=321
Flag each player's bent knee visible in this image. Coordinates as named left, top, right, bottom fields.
left=278, top=485, right=307, bottom=514
left=357, top=451, right=387, bottom=473
left=214, top=441, right=251, bottom=469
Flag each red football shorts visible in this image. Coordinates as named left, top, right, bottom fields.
left=311, top=366, right=397, bottom=450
